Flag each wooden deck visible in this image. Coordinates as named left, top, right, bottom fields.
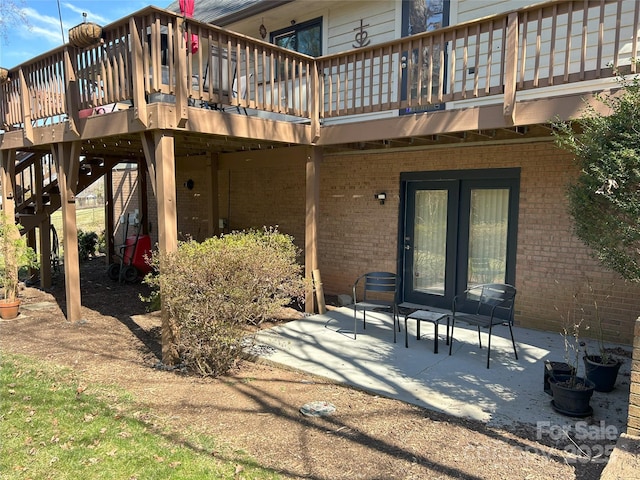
left=1, top=0, right=636, bottom=154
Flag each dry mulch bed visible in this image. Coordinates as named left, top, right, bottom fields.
left=1, top=257, right=607, bottom=479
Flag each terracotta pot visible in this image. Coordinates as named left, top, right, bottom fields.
left=583, top=355, right=622, bottom=392
left=0, top=298, right=21, bottom=320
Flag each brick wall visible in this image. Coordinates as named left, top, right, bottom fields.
left=120, top=140, right=640, bottom=345
left=111, top=165, right=157, bottom=246
left=630, top=318, right=640, bottom=435
left=217, top=146, right=307, bottom=251
left=311, top=141, right=640, bottom=345
left=111, top=165, right=142, bottom=244
left=175, top=155, right=214, bottom=242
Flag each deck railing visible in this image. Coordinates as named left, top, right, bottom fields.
left=318, top=0, right=638, bottom=118
left=1, top=1, right=638, bottom=135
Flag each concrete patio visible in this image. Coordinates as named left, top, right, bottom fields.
left=247, top=306, right=632, bottom=433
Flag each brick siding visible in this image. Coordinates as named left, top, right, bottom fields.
left=629, top=318, right=640, bottom=435
left=315, top=142, right=640, bottom=345
left=115, top=141, right=640, bottom=346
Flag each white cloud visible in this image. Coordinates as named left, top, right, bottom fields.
left=15, top=7, right=67, bottom=46
left=62, top=2, right=109, bottom=26
left=0, top=1, right=163, bottom=66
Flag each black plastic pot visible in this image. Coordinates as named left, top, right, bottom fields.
left=544, top=360, right=575, bottom=395
left=549, top=374, right=595, bottom=417
left=583, top=355, right=622, bottom=392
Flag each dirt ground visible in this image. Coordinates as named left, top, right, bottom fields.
left=1, top=257, right=609, bottom=479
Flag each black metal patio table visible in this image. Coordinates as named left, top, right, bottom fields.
left=401, top=305, right=451, bottom=354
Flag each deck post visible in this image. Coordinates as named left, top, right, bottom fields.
left=175, top=17, right=189, bottom=129
left=310, top=63, right=321, bottom=144
left=38, top=216, right=52, bottom=289
left=63, top=47, right=80, bottom=137
left=51, top=141, right=83, bottom=322
left=105, top=167, right=115, bottom=265
left=0, top=150, right=16, bottom=219
left=18, top=69, right=33, bottom=144
left=129, top=17, right=148, bottom=128
left=145, top=130, right=179, bottom=365
left=137, top=159, right=149, bottom=235
left=34, top=154, right=52, bottom=288
left=503, top=12, right=519, bottom=124
left=140, top=132, right=158, bottom=196
left=305, top=146, right=321, bottom=314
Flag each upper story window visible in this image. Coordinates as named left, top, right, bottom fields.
left=271, top=17, right=322, bottom=57
left=401, top=1, right=450, bottom=114
left=403, top=0, right=449, bottom=35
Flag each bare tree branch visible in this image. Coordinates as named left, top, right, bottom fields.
left=0, top=0, right=30, bottom=43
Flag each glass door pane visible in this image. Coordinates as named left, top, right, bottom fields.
left=467, top=189, right=509, bottom=287
left=413, top=189, right=448, bottom=295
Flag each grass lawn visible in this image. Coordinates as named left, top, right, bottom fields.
left=1, top=354, right=280, bottom=480
left=51, top=206, right=105, bottom=238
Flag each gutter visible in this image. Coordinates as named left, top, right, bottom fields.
left=214, top=0, right=295, bottom=26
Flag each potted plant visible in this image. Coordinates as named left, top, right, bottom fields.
left=582, top=284, right=623, bottom=392
left=548, top=298, right=595, bottom=417
left=0, top=212, right=37, bottom=319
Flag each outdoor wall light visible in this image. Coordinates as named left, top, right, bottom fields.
left=259, top=18, right=267, bottom=39
left=374, top=192, right=386, bottom=205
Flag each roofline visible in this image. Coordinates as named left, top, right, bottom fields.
left=213, top=0, right=295, bottom=26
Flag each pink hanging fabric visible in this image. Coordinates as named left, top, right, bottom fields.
left=180, top=0, right=199, bottom=54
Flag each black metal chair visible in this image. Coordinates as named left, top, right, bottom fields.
left=352, top=271, right=400, bottom=341
left=448, top=283, right=518, bottom=368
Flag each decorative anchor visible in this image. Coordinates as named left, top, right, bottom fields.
left=353, top=19, right=371, bottom=48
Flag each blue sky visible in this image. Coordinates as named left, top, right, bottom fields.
left=0, top=1, right=172, bottom=68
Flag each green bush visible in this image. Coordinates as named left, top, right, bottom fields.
left=553, top=69, right=640, bottom=281
left=144, top=227, right=305, bottom=377
left=97, top=229, right=107, bottom=254
left=77, top=229, right=99, bottom=262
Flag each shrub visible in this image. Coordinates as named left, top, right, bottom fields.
left=97, top=229, right=107, bottom=254
left=553, top=69, right=640, bottom=282
left=144, top=227, right=306, bottom=377
left=77, top=229, right=99, bottom=262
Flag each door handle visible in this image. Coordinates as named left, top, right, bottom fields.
left=404, top=244, right=411, bottom=250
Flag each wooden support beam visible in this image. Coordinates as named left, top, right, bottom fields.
left=51, top=141, right=83, bottom=322
left=155, top=131, right=178, bottom=254
left=105, top=168, right=115, bottom=264
left=18, top=69, right=33, bottom=144
left=174, top=17, right=189, bottom=129
left=305, top=146, right=321, bottom=314
left=135, top=159, right=148, bottom=236
left=140, top=132, right=157, bottom=196
left=313, top=269, right=326, bottom=315
left=146, top=131, right=179, bottom=365
left=129, top=17, right=148, bottom=128
left=39, top=217, right=52, bottom=289
left=63, top=47, right=80, bottom=137
left=310, top=67, right=321, bottom=144
left=503, top=12, right=519, bottom=124
left=34, top=154, right=52, bottom=288
left=0, top=150, right=16, bottom=219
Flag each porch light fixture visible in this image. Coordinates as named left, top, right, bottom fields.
left=374, top=192, right=386, bottom=205
left=259, top=18, right=267, bottom=39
